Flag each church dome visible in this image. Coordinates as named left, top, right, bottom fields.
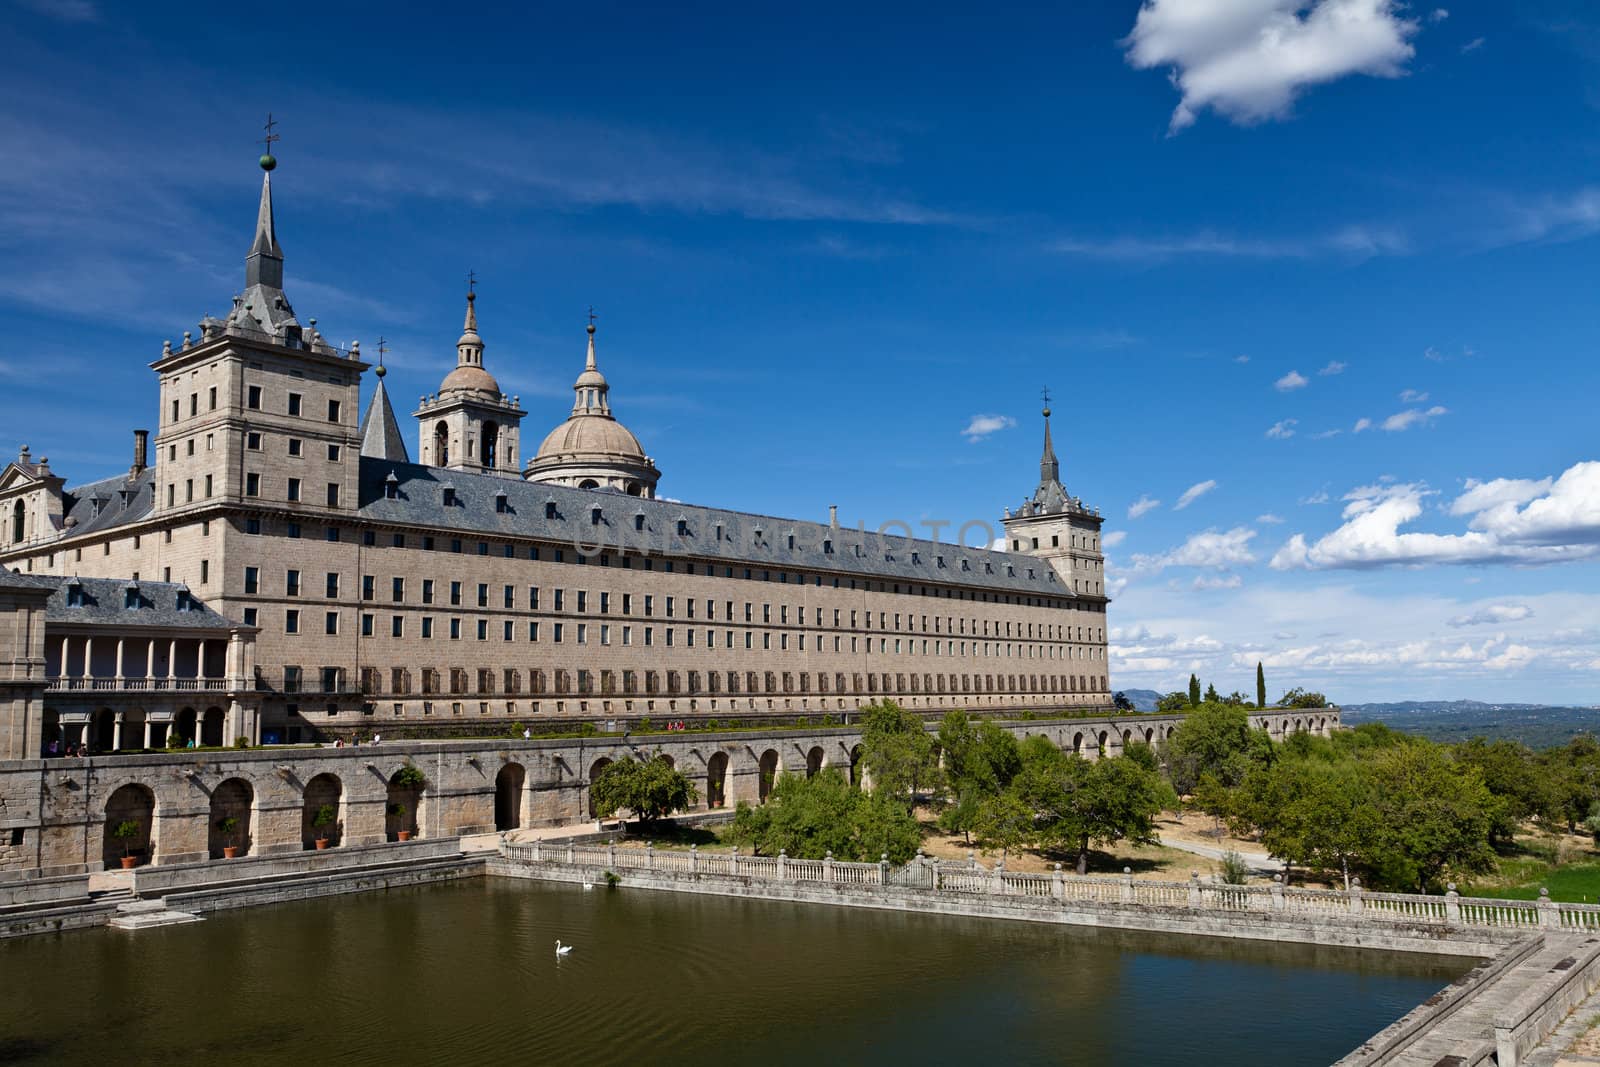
left=440, top=363, right=501, bottom=395
left=533, top=414, right=646, bottom=464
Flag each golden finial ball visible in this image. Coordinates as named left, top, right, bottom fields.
left=1042, top=407, right=1052, bottom=418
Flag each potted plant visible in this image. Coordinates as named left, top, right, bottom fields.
left=311, top=803, right=337, bottom=850
left=217, top=815, right=241, bottom=859
left=111, top=819, right=140, bottom=869
left=389, top=802, right=411, bottom=842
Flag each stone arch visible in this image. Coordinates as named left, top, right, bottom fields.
left=208, top=777, right=253, bottom=859
left=659, top=754, right=675, bottom=770
left=806, top=746, right=825, bottom=777
left=587, top=757, right=612, bottom=819
left=1097, top=730, right=1109, bottom=758
left=387, top=768, right=424, bottom=840
left=848, top=744, right=864, bottom=788
left=1293, top=718, right=1304, bottom=735
left=481, top=420, right=499, bottom=468
left=303, top=772, right=343, bottom=849
left=1122, top=729, right=1133, bottom=745
left=434, top=421, right=449, bottom=466
left=103, top=782, right=154, bottom=869
left=201, top=706, right=225, bottom=748
left=1143, top=727, right=1155, bottom=745
left=758, top=749, right=780, bottom=802
left=175, top=707, right=198, bottom=746
left=579, top=479, right=600, bottom=490
left=706, top=751, right=728, bottom=808
left=495, top=762, right=525, bottom=832
left=1072, top=731, right=1084, bottom=756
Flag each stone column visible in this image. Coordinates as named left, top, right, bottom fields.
left=115, top=638, right=125, bottom=682
left=167, top=638, right=177, bottom=680
left=146, top=639, right=155, bottom=680
left=1052, top=863, right=1065, bottom=900
left=1348, top=878, right=1364, bottom=913
left=112, top=712, right=123, bottom=751
left=82, top=637, right=93, bottom=679
left=1187, top=871, right=1203, bottom=908
left=59, top=635, right=70, bottom=680
left=143, top=717, right=152, bottom=749
left=1121, top=866, right=1135, bottom=904
left=1445, top=883, right=1461, bottom=924
left=1538, top=887, right=1559, bottom=929
left=777, top=849, right=788, bottom=880
left=1271, top=875, right=1286, bottom=911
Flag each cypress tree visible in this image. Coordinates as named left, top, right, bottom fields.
left=1188, top=674, right=1201, bottom=707
left=1256, top=663, right=1266, bottom=708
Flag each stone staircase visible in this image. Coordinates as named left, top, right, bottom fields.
left=107, top=897, right=203, bottom=931
left=1392, top=936, right=1592, bottom=1065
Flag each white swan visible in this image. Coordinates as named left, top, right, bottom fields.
left=555, top=940, right=573, bottom=957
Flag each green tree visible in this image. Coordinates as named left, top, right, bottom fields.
left=973, top=788, right=1036, bottom=861
left=1256, top=662, right=1267, bottom=708
left=1365, top=742, right=1496, bottom=892
left=1164, top=702, right=1274, bottom=795
left=1539, top=736, right=1600, bottom=833
left=589, top=754, right=699, bottom=825
left=1278, top=687, right=1329, bottom=709
left=1188, top=674, right=1202, bottom=707
left=727, top=769, right=919, bottom=862
left=937, top=712, right=1022, bottom=843
left=1203, top=683, right=1220, bottom=704
left=1454, top=737, right=1559, bottom=847
left=1112, top=691, right=1134, bottom=712
left=1017, top=739, right=1173, bottom=875
left=1155, top=692, right=1189, bottom=713
left=858, top=700, right=938, bottom=808
left=1231, top=755, right=1373, bottom=888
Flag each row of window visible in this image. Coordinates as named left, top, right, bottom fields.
left=286, top=664, right=1109, bottom=699
left=170, top=384, right=343, bottom=423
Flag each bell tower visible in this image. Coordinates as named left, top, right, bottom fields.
left=1000, top=397, right=1109, bottom=598
left=413, top=283, right=525, bottom=478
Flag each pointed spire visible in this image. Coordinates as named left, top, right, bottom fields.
left=456, top=278, right=483, bottom=367
left=1040, top=402, right=1060, bottom=486
left=359, top=376, right=411, bottom=463
left=585, top=321, right=598, bottom=371
left=245, top=167, right=284, bottom=290
left=572, top=314, right=611, bottom=416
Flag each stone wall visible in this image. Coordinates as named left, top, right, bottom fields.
left=0, top=708, right=1333, bottom=876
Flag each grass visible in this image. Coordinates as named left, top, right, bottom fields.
left=1461, top=830, right=1600, bottom=902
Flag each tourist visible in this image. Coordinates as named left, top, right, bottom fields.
left=372, top=732, right=381, bottom=745
left=523, top=727, right=531, bottom=740
left=334, top=738, right=344, bottom=748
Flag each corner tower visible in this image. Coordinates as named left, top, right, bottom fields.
left=1001, top=401, right=1108, bottom=598
left=413, top=287, right=524, bottom=477
left=525, top=318, right=660, bottom=497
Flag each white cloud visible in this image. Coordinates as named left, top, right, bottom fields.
left=14, top=0, right=98, bottom=21
left=1049, top=227, right=1407, bottom=261
left=1234, top=354, right=1251, bottom=363
left=961, top=414, right=1016, bottom=442
left=1275, top=370, right=1309, bottom=391
left=1103, top=530, right=1128, bottom=547
left=1353, top=417, right=1373, bottom=432
left=1381, top=405, right=1448, bottom=431
left=1301, top=489, right=1331, bottom=505
left=1449, top=604, right=1533, bottom=627
left=1318, top=360, right=1347, bottom=376
left=1175, top=479, right=1219, bottom=510
left=1430, top=8, right=1448, bottom=22
left=1270, top=462, right=1600, bottom=570
left=1460, top=36, right=1484, bottom=54
left=1122, top=0, right=1420, bottom=134
left=1193, top=574, right=1244, bottom=590
left=1265, top=418, right=1298, bottom=439
left=1128, top=495, right=1163, bottom=519
left=1399, top=388, right=1429, bottom=402
left=1257, top=513, right=1285, bottom=524
left=1133, top=526, right=1257, bottom=573
left=1311, top=428, right=1342, bottom=439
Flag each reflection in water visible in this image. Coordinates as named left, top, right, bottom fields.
left=0, top=880, right=1466, bottom=1065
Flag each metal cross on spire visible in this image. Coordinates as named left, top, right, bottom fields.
left=1041, top=386, right=1051, bottom=408
left=377, top=336, right=387, bottom=363
left=467, top=269, right=477, bottom=296
left=259, top=113, right=280, bottom=155
left=587, top=305, right=598, bottom=327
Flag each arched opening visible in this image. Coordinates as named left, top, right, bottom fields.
left=387, top=769, right=424, bottom=840
left=578, top=479, right=600, bottom=490
left=303, top=772, right=343, bottom=849
left=1143, top=727, right=1155, bottom=745
left=481, top=421, right=499, bottom=468
left=41, top=709, right=61, bottom=755
left=10, top=500, right=22, bottom=544
left=495, top=762, right=525, bottom=832
left=174, top=707, right=198, bottom=747
left=89, top=708, right=115, bottom=753
left=706, top=751, right=728, bottom=808
left=625, top=482, right=641, bottom=497
left=103, top=783, right=154, bottom=869
left=805, top=746, right=825, bottom=778
left=434, top=421, right=449, bottom=467
left=1072, top=732, right=1084, bottom=756
left=201, top=707, right=225, bottom=748
left=849, top=744, right=864, bottom=788
left=1122, top=729, right=1133, bottom=746
left=587, top=758, right=612, bottom=819
left=758, top=749, right=780, bottom=803
left=208, top=777, right=253, bottom=859
left=1097, top=730, right=1109, bottom=758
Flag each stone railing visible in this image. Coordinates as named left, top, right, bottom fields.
left=501, top=841, right=1590, bottom=933
left=502, top=840, right=885, bottom=886
left=46, top=676, right=233, bottom=693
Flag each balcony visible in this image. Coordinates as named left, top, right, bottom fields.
left=47, top=676, right=234, bottom=693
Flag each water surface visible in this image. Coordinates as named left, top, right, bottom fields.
left=0, top=879, right=1466, bottom=1064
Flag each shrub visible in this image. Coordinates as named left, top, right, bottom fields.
left=1220, top=850, right=1250, bottom=885
left=392, top=764, right=426, bottom=788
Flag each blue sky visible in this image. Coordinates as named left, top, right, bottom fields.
left=2, top=0, right=1597, bottom=704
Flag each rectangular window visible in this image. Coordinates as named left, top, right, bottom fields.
left=503, top=584, right=514, bottom=609
left=247, top=385, right=262, bottom=410
left=244, top=566, right=259, bottom=594
left=422, top=579, right=434, bottom=605
left=243, top=607, right=258, bottom=626
left=421, top=617, right=434, bottom=639
left=286, top=569, right=300, bottom=596
left=326, top=483, right=340, bottom=507
left=577, top=591, right=588, bottom=613
left=392, top=616, right=403, bottom=638
left=476, top=619, right=488, bottom=641
left=328, top=398, right=341, bottom=422
left=554, top=589, right=565, bottom=612
left=327, top=443, right=341, bottom=461
left=362, top=575, right=375, bottom=600
left=246, top=431, right=262, bottom=450
left=286, top=609, right=300, bottom=634
left=287, top=477, right=301, bottom=502
left=392, top=577, right=405, bottom=602
left=450, top=618, right=461, bottom=640
left=204, top=474, right=213, bottom=498
left=530, top=586, right=540, bottom=610
left=288, top=392, right=302, bottom=416
left=450, top=581, right=462, bottom=606
left=477, top=583, right=488, bottom=608
left=208, top=385, right=217, bottom=410
left=325, top=573, right=340, bottom=598
left=288, top=438, right=303, bottom=457
left=553, top=623, right=564, bottom=643
left=361, top=614, right=374, bottom=637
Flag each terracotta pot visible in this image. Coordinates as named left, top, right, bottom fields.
left=119, top=855, right=137, bottom=870
left=223, top=846, right=238, bottom=859
left=397, top=830, right=412, bottom=842
left=314, top=838, right=329, bottom=850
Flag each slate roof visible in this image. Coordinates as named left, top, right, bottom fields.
left=56, top=469, right=155, bottom=540
left=358, top=378, right=410, bottom=463
left=11, top=574, right=238, bottom=629
left=358, top=458, right=1090, bottom=599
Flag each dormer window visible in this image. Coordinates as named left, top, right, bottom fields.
left=715, top=522, right=723, bottom=541
left=634, top=513, right=645, bottom=532
left=961, top=559, right=970, bottom=571
left=65, top=580, right=84, bottom=608
left=936, top=555, right=946, bottom=569
left=176, top=588, right=192, bottom=612
left=676, top=519, right=689, bottom=536
left=787, top=534, right=795, bottom=550
left=545, top=501, right=558, bottom=519
left=911, top=551, right=920, bottom=564
left=591, top=507, right=602, bottom=525
left=823, top=539, right=833, bottom=554
left=123, top=583, right=141, bottom=610
left=442, top=485, right=456, bottom=507
left=495, top=492, right=509, bottom=514
left=384, top=472, right=399, bottom=500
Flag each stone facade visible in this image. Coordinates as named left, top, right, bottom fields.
left=0, top=153, right=1113, bottom=743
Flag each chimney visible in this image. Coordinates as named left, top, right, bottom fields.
left=828, top=504, right=839, bottom=528
left=131, top=429, right=149, bottom=477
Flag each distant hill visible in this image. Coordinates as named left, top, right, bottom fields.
left=1116, top=688, right=1163, bottom=712
left=1342, top=701, right=1600, bottom=748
